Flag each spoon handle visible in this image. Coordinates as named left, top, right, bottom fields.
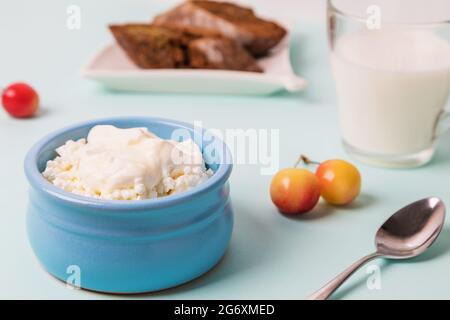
left=307, top=252, right=382, bottom=300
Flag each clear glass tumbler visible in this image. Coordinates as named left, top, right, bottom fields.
left=328, top=0, right=450, bottom=167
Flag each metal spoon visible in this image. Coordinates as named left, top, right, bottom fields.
left=308, top=197, right=446, bottom=300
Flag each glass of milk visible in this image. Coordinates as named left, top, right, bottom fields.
left=328, top=0, right=450, bottom=167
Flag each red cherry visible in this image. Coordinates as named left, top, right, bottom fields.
left=270, top=168, right=321, bottom=215
left=2, top=82, right=39, bottom=118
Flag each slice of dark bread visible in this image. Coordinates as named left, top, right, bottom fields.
left=109, top=23, right=262, bottom=72
left=109, top=24, right=192, bottom=68
left=153, top=0, right=286, bottom=56
left=189, top=38, right=262, bottom=72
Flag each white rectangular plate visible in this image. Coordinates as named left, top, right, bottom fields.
left=82, top=28, right=307, bottom=95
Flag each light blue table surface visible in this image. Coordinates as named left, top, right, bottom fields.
left=1, top=0, right=450, bottom=300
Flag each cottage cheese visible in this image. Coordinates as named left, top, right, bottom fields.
left=42, top=125, right=213, bottom=200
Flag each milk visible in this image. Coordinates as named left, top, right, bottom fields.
left=331, top=29, right=450, bottom=155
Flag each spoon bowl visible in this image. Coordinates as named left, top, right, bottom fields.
left=376, top=197, right=446, bottom=259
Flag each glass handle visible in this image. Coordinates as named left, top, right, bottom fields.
left=436, top=109, right=450, bottom=137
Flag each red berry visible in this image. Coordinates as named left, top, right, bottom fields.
left=2, top=82, right=39, bottom=118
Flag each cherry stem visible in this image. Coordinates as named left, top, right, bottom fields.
left=294, top=154, right=321, bottom=168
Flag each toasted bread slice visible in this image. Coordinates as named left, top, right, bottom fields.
left=153, top=0, right=286, bottom=56
left=109, top=23, right=262, bottom=72
left=189, top=37, right=262, bottom=72
left=109, top=24, right=191, bottom=68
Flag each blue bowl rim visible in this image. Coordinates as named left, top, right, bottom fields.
left=24, top=116, right=233, bottom=211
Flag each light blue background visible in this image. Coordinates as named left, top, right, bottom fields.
left=1, top=0, right=450, bottom=299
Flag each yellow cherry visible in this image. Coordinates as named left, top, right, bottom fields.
left=315, top=159, right=361, bottom=205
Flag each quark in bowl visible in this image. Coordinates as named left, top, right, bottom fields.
left=24, top=117, right=233, bottom=293
left=42, top=124, right=213, bottom=200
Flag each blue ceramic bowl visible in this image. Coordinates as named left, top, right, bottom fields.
left=24, top=117, right=233, bottom=294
